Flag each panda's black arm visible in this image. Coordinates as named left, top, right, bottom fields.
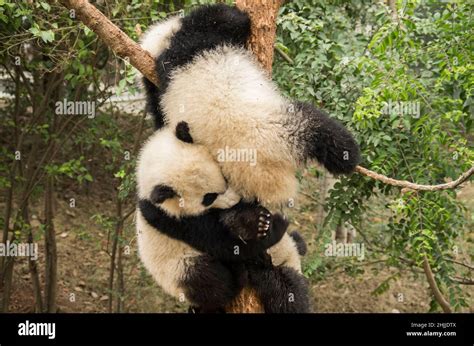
left=295, top=101, right=361, bottom=174
left=138, top=199, right=284, bottom=261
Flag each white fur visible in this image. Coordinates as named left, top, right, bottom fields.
left=136, top=127, right=240, bottom=217
left=140, top=16, right=182, bottom=58
left=268, top=233, right=301, bottom=273
left=136, top=209, right=200, bottom=299
left=161, top=46, right=299, bottom=208
left=136, top=127, right=241, bottom=303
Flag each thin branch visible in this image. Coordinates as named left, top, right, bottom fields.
left=449, top=276, right=474, bottom=285
left=422, top=256, right=452, bottom=313
left=355, top=165, right=474, bottom=191
left=445, top=258, right=474, bottom=271
left=275, top=45, right=293, bottom=64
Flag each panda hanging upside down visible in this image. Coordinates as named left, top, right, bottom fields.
left=141, top=4, right=361, bottom=208
left=137, top=3, right=361, bottom=312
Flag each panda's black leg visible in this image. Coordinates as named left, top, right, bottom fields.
left=181, top=255, right=242, bottom=311
left=248, top=265, right=311, bottom=313
left=289, top=230, right=308, bottom=256
left=294, top=101, right=361, bottom=174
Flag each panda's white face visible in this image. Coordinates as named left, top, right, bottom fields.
left=136, top=126, right=240, bottom=218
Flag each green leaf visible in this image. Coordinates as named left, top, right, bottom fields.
left=40, top=30, right=54, bottom=43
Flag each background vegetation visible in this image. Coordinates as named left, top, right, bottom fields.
left=0, top=0, right=472, bottom=313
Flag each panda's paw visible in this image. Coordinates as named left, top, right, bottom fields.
left=262, top=213, right=288, bottom=249
left=220, top=203, right=272, bottom=241
left=257, top=208, right=272, bottom=239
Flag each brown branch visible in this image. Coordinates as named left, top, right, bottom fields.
left=355, top=165, right=474, bottom=191
left=275, top=45, right=294, bottom=64
left=449, top=276, right=474, bottom=285
left=387, top=0, right=400, bottom=23
left=59, top=0, right=158, bottom=86
left=445, top=258, right=474, bottom=271
left=422, top=256, right=452, bottom=313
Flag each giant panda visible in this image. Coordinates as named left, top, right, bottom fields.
left=136, top=122, right=310, bottom=312
left=140, top=4, right=361, bottom=208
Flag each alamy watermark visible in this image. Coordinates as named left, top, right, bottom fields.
left=217, top=146, right=257, bottom=166
left=18, top=320, right=55, bottom=339
left=381, top=100, right=420, bottom=118
left=55, top=98, right=96, bottom=119
left=0, top=241, right=38, bottom=260
left=324, top=241, right=365, bottom=261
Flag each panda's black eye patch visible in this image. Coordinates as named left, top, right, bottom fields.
left=150, top=184, right=177, bottom=204
left=202, top=193, right=218, bottom=207
left=175, top=121, right=193, bottom=143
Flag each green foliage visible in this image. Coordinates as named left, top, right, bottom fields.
left=275, top=0, right=473, bottom=310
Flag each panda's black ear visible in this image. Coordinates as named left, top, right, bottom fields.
left=175, top=121, right=193, bottom=143
left=150, top=184, right=177, bottom=204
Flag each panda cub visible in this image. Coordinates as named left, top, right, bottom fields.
left=141, top=4, right=361, bottom=208
left=136, top=122, right=310, bottom=312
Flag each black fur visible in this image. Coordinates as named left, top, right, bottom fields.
left=181, top=255, right=242, bottom=310
left=289, top=230, right=307, bottom=256
left=175, top=121, right=194, bottom=143
left=248, top=263, right=311, bottom=313
left=145, top=4, right=251, bottom=129
left=139, top=199, right=312, bottom=312
left=142, top=77, right=165, bottom=129
left=157, top=4, right=250, bottom=90
left=220, top=201, right=288, bottom=241
left=150, top=185, right=177, bottom=204
left=295, top=101, right=361, bottom=174
left=202, top=192, right=218, bottom=207
left=138, top=199, right=286, bottom=261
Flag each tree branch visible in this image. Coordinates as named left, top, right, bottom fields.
left=355, top=165, right=474, bottom=191
left=445, top=258, right=474, bottom=271
left=422, top=256, right=452, bottom=313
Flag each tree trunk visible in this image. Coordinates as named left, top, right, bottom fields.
left=225, top=0, right=282, bottom=313
left=236, top=0, right=281, bottom=74
left=44, top=175, right=57, bottom=312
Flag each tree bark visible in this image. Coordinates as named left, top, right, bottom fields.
left=236, top=0, right=282, bottom=74
left=224, top=0, right=283, bottom=313
left=44, top=175, right=57, bottom=313
left=422, top=256, right=452, bottom=313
